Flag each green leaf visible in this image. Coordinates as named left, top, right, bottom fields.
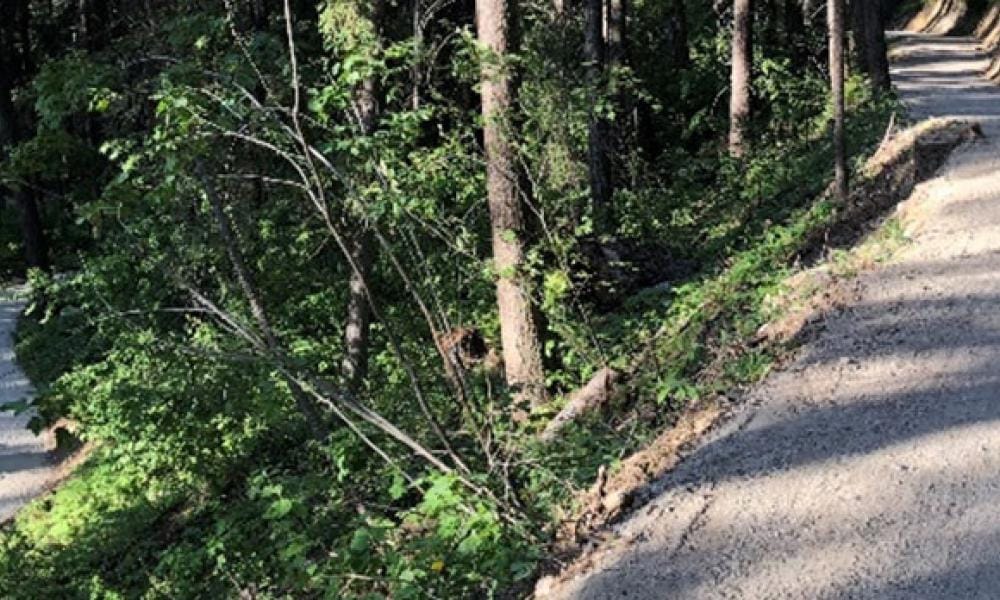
left=264, top=497, right=294, bottom=520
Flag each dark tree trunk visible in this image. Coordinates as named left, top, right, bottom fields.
left=729, top=0, right=754, bottom=157
left=670, top=0, right=691, bottom=67
left=606, top=0, right=627, bottom=68
left=785, top=0, right=805, bottom=48
left=12, top=0, right=33, bottom=76
left=764, top=0, right=781, bottom=45
left=251, top=0, right=270, bottom=29
left=77, top=0, right=111, bottom=50
left=829, top=0, right=848, bottom=201
left=475, top=0, right=547, bottom=408
left=606, top=0, right=633, bottom=186
left=585, top=0, right=613, bottom=229
left=0, top=0, right=50, bottom=272
left=15, top=191, right=48, bottom=271
left=852, top=0, right=890, bottom=90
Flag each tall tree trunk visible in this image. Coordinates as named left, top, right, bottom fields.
left=251, top=0, right=269, bottom=29
left=606, top=0, right=627, bottom=68
left=849, top=0, right=866, bottom=73
left=868, top=1, right=890, bottom=91
left=606, top=0, right=632, bottom=186
left=342, top=230, right=374, bottom=391
left=0, top=1, right=49, bottom=272
left=77, top=0, right=110, bottom=50
left=852, top=0, right=890, bottom=90
left=785, top=0, right=805, bottom=61
left=828, top=0, right=848, bottom=201
left=475, top=0, right=547, bottom=409
left=342, top=0, right=383, bottom=393
left=764, top=0, right=781, bottom=45
left=12, top=0, right=33, bottom=77
left=412, top=0, right=422, bottom=110
left=586, top=0, right=613, bottom=229
left=729, top=0, right=753, bottom=157
left=670, top=0, right=691, bottom=67
left=15, top=190, right=48, bottom=271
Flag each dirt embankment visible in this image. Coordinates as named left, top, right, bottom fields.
left=533, top=117, right=979, bottom=596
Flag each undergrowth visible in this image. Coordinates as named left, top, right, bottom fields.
left=0, top=83, right=905, bottom=598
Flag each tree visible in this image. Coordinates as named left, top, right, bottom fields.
left=475, top=0, right=547, bottom=408
left=785, top=0, right=805, bottom=49
left=729, top=0, right=753, bottom=157
left=606, top=0, right=627, bottom=69
left=669, top=0, right=691, bottom=68
left=586, top=0, right=613, bottom=228
left=828, top=0, right=847, bottom=201
left=77, top=0, right=111, bottom=51
left=341, top=0, right=384, bottom=393
left=0, top=0, right=49, bottom=271
left=250, top=0, right=270, bottom=30
left=851, top=0, right=890, bottom=91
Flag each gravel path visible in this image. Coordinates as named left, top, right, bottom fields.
left=0, top=296, right=57, bottom=522
left=541, top=34, right=1000, bottom=599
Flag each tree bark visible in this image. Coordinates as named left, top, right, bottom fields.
left=251, top=0, right=270, bottom=29
left=1, top=98, right=47, bottom=273
left=342, top=0, right=383, bottom=393
left=764, top=0, right=781, bottom=45
left=606, top=0, right=627, bottom=68
left=829, top=0, right=848, bottom=201
left=851, top=0, right=890, bottom=90
left=475, top=0, right=547, bottom=409
left=539, top=367, right=621, bottom=441
left=342, top=231, right=374, bottom=391
left=586, top=0, right=613, bottom=229
left=412, top=0, right=422, bottom=110
left=729, top=0, right=753, bottom=157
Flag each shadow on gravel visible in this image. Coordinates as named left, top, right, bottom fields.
left=556, top=149, right=1000, bottom=599
left=563, top=248, right=1000, bottom=597
left=570, top=242, right=1000, bottom=593
left=0, top=451, right=51, bottom=476
left=575, top=491, right=1000, bottom=598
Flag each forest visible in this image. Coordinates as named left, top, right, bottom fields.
left=0, top=0, right=904, bottom=597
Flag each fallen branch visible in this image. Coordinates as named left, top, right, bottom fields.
left=539, top=367, right=622, bottom=442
